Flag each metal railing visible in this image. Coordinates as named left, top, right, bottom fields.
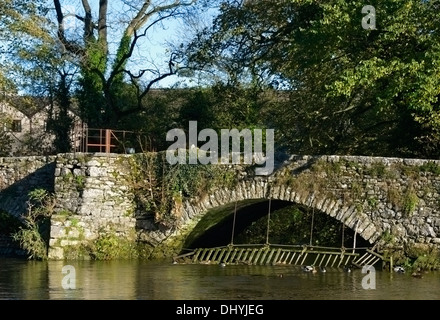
left=72, top=125, right=135, bottom=154
left=172, top=243, right=375, bottom=267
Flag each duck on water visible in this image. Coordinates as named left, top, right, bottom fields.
left=393, top=266, right=405, bottom=273
left=301, top=265, right=327, bottom=273
left=302, top=265, right=316, bottom=273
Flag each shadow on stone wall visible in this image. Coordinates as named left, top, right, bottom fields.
left=0, top=162, right=56, bottom=219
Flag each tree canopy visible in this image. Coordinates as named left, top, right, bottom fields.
left=183, top=0, right=440, bottom=158
left=1, top=0, right=216, bottom=154
left=50, top=0, right=214, bottom=129
left=1, top=0, right=439, bottom=158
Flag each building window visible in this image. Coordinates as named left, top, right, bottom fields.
left=11, top=120, right=22, bottom=132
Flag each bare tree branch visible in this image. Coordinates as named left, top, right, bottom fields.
left=108, top=12, right=176, bottom=85
left=53, top=0, right=84, bottom=55
left=81, top=0, right=94, bottom=41
left=98, top=0, right=108, bottom=53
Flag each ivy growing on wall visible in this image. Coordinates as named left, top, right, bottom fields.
left=125, top=151, right=241, bottom=229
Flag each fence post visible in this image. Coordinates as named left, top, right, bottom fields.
left=105, top=129, right=111, bottom=153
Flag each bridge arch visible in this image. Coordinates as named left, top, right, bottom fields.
left=169, top=154, right=440, bottom=258
left=179, top=180, right=378, bottom=250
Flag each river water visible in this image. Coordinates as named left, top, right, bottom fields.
left=0, top=257, right=439, bottom=301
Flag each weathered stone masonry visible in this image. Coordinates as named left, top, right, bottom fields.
left=49, top=153, right=137, bottom=259
left=169, top=155, right=440, bottom=257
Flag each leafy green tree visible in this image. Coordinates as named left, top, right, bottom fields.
left=46, top=71, right=74, bottom=153
left=52, top=0, right=214, bottom=129
left=12, top=189, right=56, bottom=260
left=117, top=82, right=274, bottom=152
left=2, top=1, right=217, bottom=153
left=177, top=83, right=267, bottom=129
left=0, top=0, right=56, bottom=93
left=183, top=0, right=440, bottom=158
left=234, top=204, right=362, bottom=248
left=0, top=72, right=15, bottom=156
left=1, top=0, right=76, bottom=155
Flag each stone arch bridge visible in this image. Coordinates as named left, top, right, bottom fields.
left=0, top=152, right=439, bottom=260
left=170, top=154, right=440, bottom=258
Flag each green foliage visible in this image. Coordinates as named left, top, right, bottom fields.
left=177, top=84, right=269, bottom=130
left=404, top=245, right=440, bottom=271
left=77, top=38, right=108, bottom=127
left=381, top=230, right=395, bottom=244
left=117, top=88, right=182, bottom=151
left=367, top=162, right=387, bottom=177
left=28, top=188, right=52, bottom=205
left=0, top=128, right=13, bottom=157
left=74, top=175, right=86, bottom=192
left=111, top=34, right=131, bottom=88
left=184, top=0, right=440, bottom=158
left=87, top=229, right=138, bottom=260
left=56, top=0, right=205, bottom=130
left=402, top=189, right=418, bottom=216
left=0, top=112, right=14, bottom=156
left=46, top=74, right=73, bottom=153
left=127, top=151, right=240, bottom=228
left=166, top=161, right=237, bottom=199
left=57, top=209, right=74, bottom=216
left=11, top=188, right=55, bottom=260
left=367, top=197, right=378, bottom=210
left=118, top=84, right=276, bottom=152
left=411, top=253, right=440, bottom=271
left=12, top=225, right=48, bottom=260
left=0, top=1, right=76, bottom=154
left=398, top=164, right=420, bottom=178
left=234, top=204, right=357, bottom=248
left=2, top=0, right=209, bottom=134
left=419, top=161, right=440, bottom=175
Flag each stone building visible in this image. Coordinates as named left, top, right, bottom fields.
left=0, top=95, right=82, bottom=156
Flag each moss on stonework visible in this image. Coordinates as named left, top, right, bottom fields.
left=137, top=242, right=182, bottom=261
left=125, top=151, right=245, bottom=230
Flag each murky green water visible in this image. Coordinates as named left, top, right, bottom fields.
left=0, top=258, right=438, bottom=300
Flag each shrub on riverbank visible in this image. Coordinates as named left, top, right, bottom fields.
left=405, top=245, right=440, bottom=271
left=11, top=189, right=54, bottom=260
left=383, top=244, right=440, bottom=272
